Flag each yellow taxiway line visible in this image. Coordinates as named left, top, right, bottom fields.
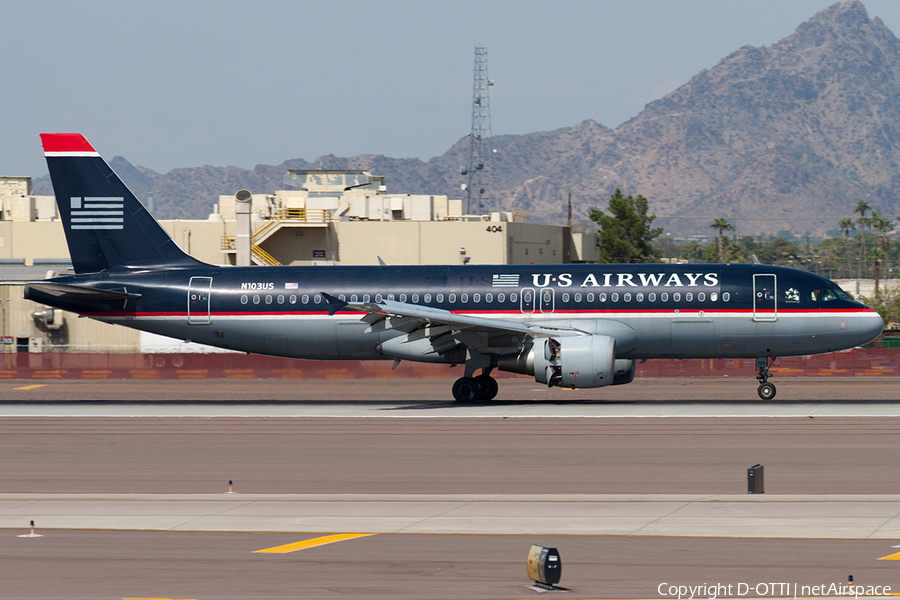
left=13, top=384, right=45, bottom=390
left=254, top=533, right=375, bottom=554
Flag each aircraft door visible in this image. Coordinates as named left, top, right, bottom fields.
left=520, top=288, right=536, bottom=314
left=752, top=274, right=777, bottom=322
left=188, top=277, right=212, bottom=325
left=540, top=288, right=555, bottom=313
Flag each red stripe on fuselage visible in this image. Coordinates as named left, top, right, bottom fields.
left=81, top=307, right=878, bottom=318
left=39, top=133, right=96, bottom=153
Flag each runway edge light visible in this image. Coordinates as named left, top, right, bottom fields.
left=526, top=544, right=561, bottom=588
left=17, top=519, right=43, bottom=538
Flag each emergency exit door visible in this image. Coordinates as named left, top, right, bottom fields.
left=188, top=277, right=212, bottom=325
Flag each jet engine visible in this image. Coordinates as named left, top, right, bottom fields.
left=504, top=335, right=615, bottom=389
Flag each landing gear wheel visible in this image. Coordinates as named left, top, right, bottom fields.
left=757, top=382, right=776, bottom=400
left=452, top=377, right=479, bottom=402
left=473, top=375, right=499, bottom=401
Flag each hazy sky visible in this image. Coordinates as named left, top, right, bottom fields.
left=5, top=0, right=900, bottom=177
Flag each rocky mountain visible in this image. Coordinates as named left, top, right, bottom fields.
left=32, top=1, right=900, bottom=235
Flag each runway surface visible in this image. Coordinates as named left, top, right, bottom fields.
left=4, top=377, right=900, bottom=598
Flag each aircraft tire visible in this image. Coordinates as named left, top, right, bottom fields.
left=452, top=377, right=480, bottom=402
left=474, top=375, right=499, bottom=401
left=757, top=382, right=776, bottom=400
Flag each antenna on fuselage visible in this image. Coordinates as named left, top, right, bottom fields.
left=752, top=254, right=762, bottom=265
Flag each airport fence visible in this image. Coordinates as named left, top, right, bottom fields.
left=0, top=348, right=897, bottom=380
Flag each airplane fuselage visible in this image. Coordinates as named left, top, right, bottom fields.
left=28, top=262, right=882, bottom=363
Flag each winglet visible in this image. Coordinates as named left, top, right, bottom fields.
left=321, top=292, right=348, bottom=316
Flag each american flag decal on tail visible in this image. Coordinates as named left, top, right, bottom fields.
left=70, top=197, right=124, bottom=230
left=492, top=274, right=519, bottom=287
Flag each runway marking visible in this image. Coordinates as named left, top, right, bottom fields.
left=878, top=551, right=900, bottom=560
left=13, top=384, right=45, bottom=390
left=254, top=533, right=375, bottom=554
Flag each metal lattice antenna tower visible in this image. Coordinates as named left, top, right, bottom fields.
left=466, top=46, right=494, bottom=214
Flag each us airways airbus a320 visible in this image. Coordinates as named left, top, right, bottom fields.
left=24, top=134, right=883, bottom=401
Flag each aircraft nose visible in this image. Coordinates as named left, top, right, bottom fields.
left=860, top=311, right=884, bottom=346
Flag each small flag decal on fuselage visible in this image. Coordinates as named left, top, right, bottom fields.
left=285, top=282, right=299, bottom=290
left=492, top=274, right=519, bottom=287
left=70, top=197, right=124, bottom=230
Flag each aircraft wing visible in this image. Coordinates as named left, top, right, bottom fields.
left=322, top=293, right=582, bottom=355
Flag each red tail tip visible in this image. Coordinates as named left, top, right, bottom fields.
left=40, top=133, right=96, bottom=153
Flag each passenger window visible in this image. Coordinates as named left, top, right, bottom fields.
left=673, top=292, right=682, bottom=302
left=600, top=293, right=607, bottom=302
left=648, top=292, right=656, bottom=302
left=562, top=293, right=570, bottom=303
left=722, top=292, right=730, bottom=302
left=498, top=293, right=505, bottom=302
left=277, top=295, right=285, bottom=304
left=412, top=294, right=419, bottom=303
left=510, top=293, right=518, bottom=302
left=574, top=293, right=582, bottom=302
left=302, top=294, right=309, bottom=304
left=473, top=293, right=481, bottom=302
left=461, top=294, right=468, bottom=303
left=587, top=293, right=594, bottom=302
left=436, top=294, right=444, bottom=303
left=661, top=292, right=669, bottom=302
left=252, top=295, right=260, bottom=304
left=338, top=294, right=346, bottom=302
left=314, top=295, right=321, bottom=304
left=623, top=293, right=631, bottom=302
left=685, top=292, right=693, bottom=302
left=351, top=294, right=358, bottom=302
left=375, top=294, right=383, bottom=302
left=388, top=294, right=394, bottom=301
left=636, top=293, right=643, bottom=302
left=265, top=295, right=272, bottom=304
left=424, top=294, right=432, bottom=303
left=400, top=294, right=407, bottom=302
left=698, top=292, right=705, bottom=302
left=449, top=294, right=456, bottom=303
left=289, top=295, right=297, bottom=304
left=486, top=293, right=493, bottom=303
left=241, top=295, right=248, bottom=304
left=810, top=289, right=820, bottom=302
left=710, top=292, right=718, bottom=302
left=363, top=294, right=371, bottom=303
left=611, top=293, right=619, bottom=302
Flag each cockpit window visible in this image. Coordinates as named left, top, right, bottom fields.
left=821, top=288, right=837, bottom=301
left=810, top=289, right=820, bottom=302
left=833, top=287, right=851, bottom=300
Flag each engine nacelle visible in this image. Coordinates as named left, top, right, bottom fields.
left=612, top=359, right=636, bottom=386
left=533, top=335, right=615, bottom=389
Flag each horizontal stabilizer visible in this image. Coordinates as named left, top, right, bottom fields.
left=25, top=282, right=141, bottom=301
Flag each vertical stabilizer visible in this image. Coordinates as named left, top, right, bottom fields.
left=40, top=133, right=204, bottom=273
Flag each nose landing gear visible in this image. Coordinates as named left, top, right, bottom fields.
left=756, top=356, right=777, bottom=400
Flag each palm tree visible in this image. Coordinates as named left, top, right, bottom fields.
left=855, top=200, right=871, bottom=278
left=871, top=246, right=886, bottom=296
left=839, top=218, right=856, bottom=278
left=709, top=218, right=735, bottom=263
left=872, top=212, right=894, bottom=291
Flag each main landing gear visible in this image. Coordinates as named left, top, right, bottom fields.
left=756, top=356, right=777, bottom=400
left=452, top=369, right=499, bottom=402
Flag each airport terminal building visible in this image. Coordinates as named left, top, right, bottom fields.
left=0, top=172, right=598, bottom=354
